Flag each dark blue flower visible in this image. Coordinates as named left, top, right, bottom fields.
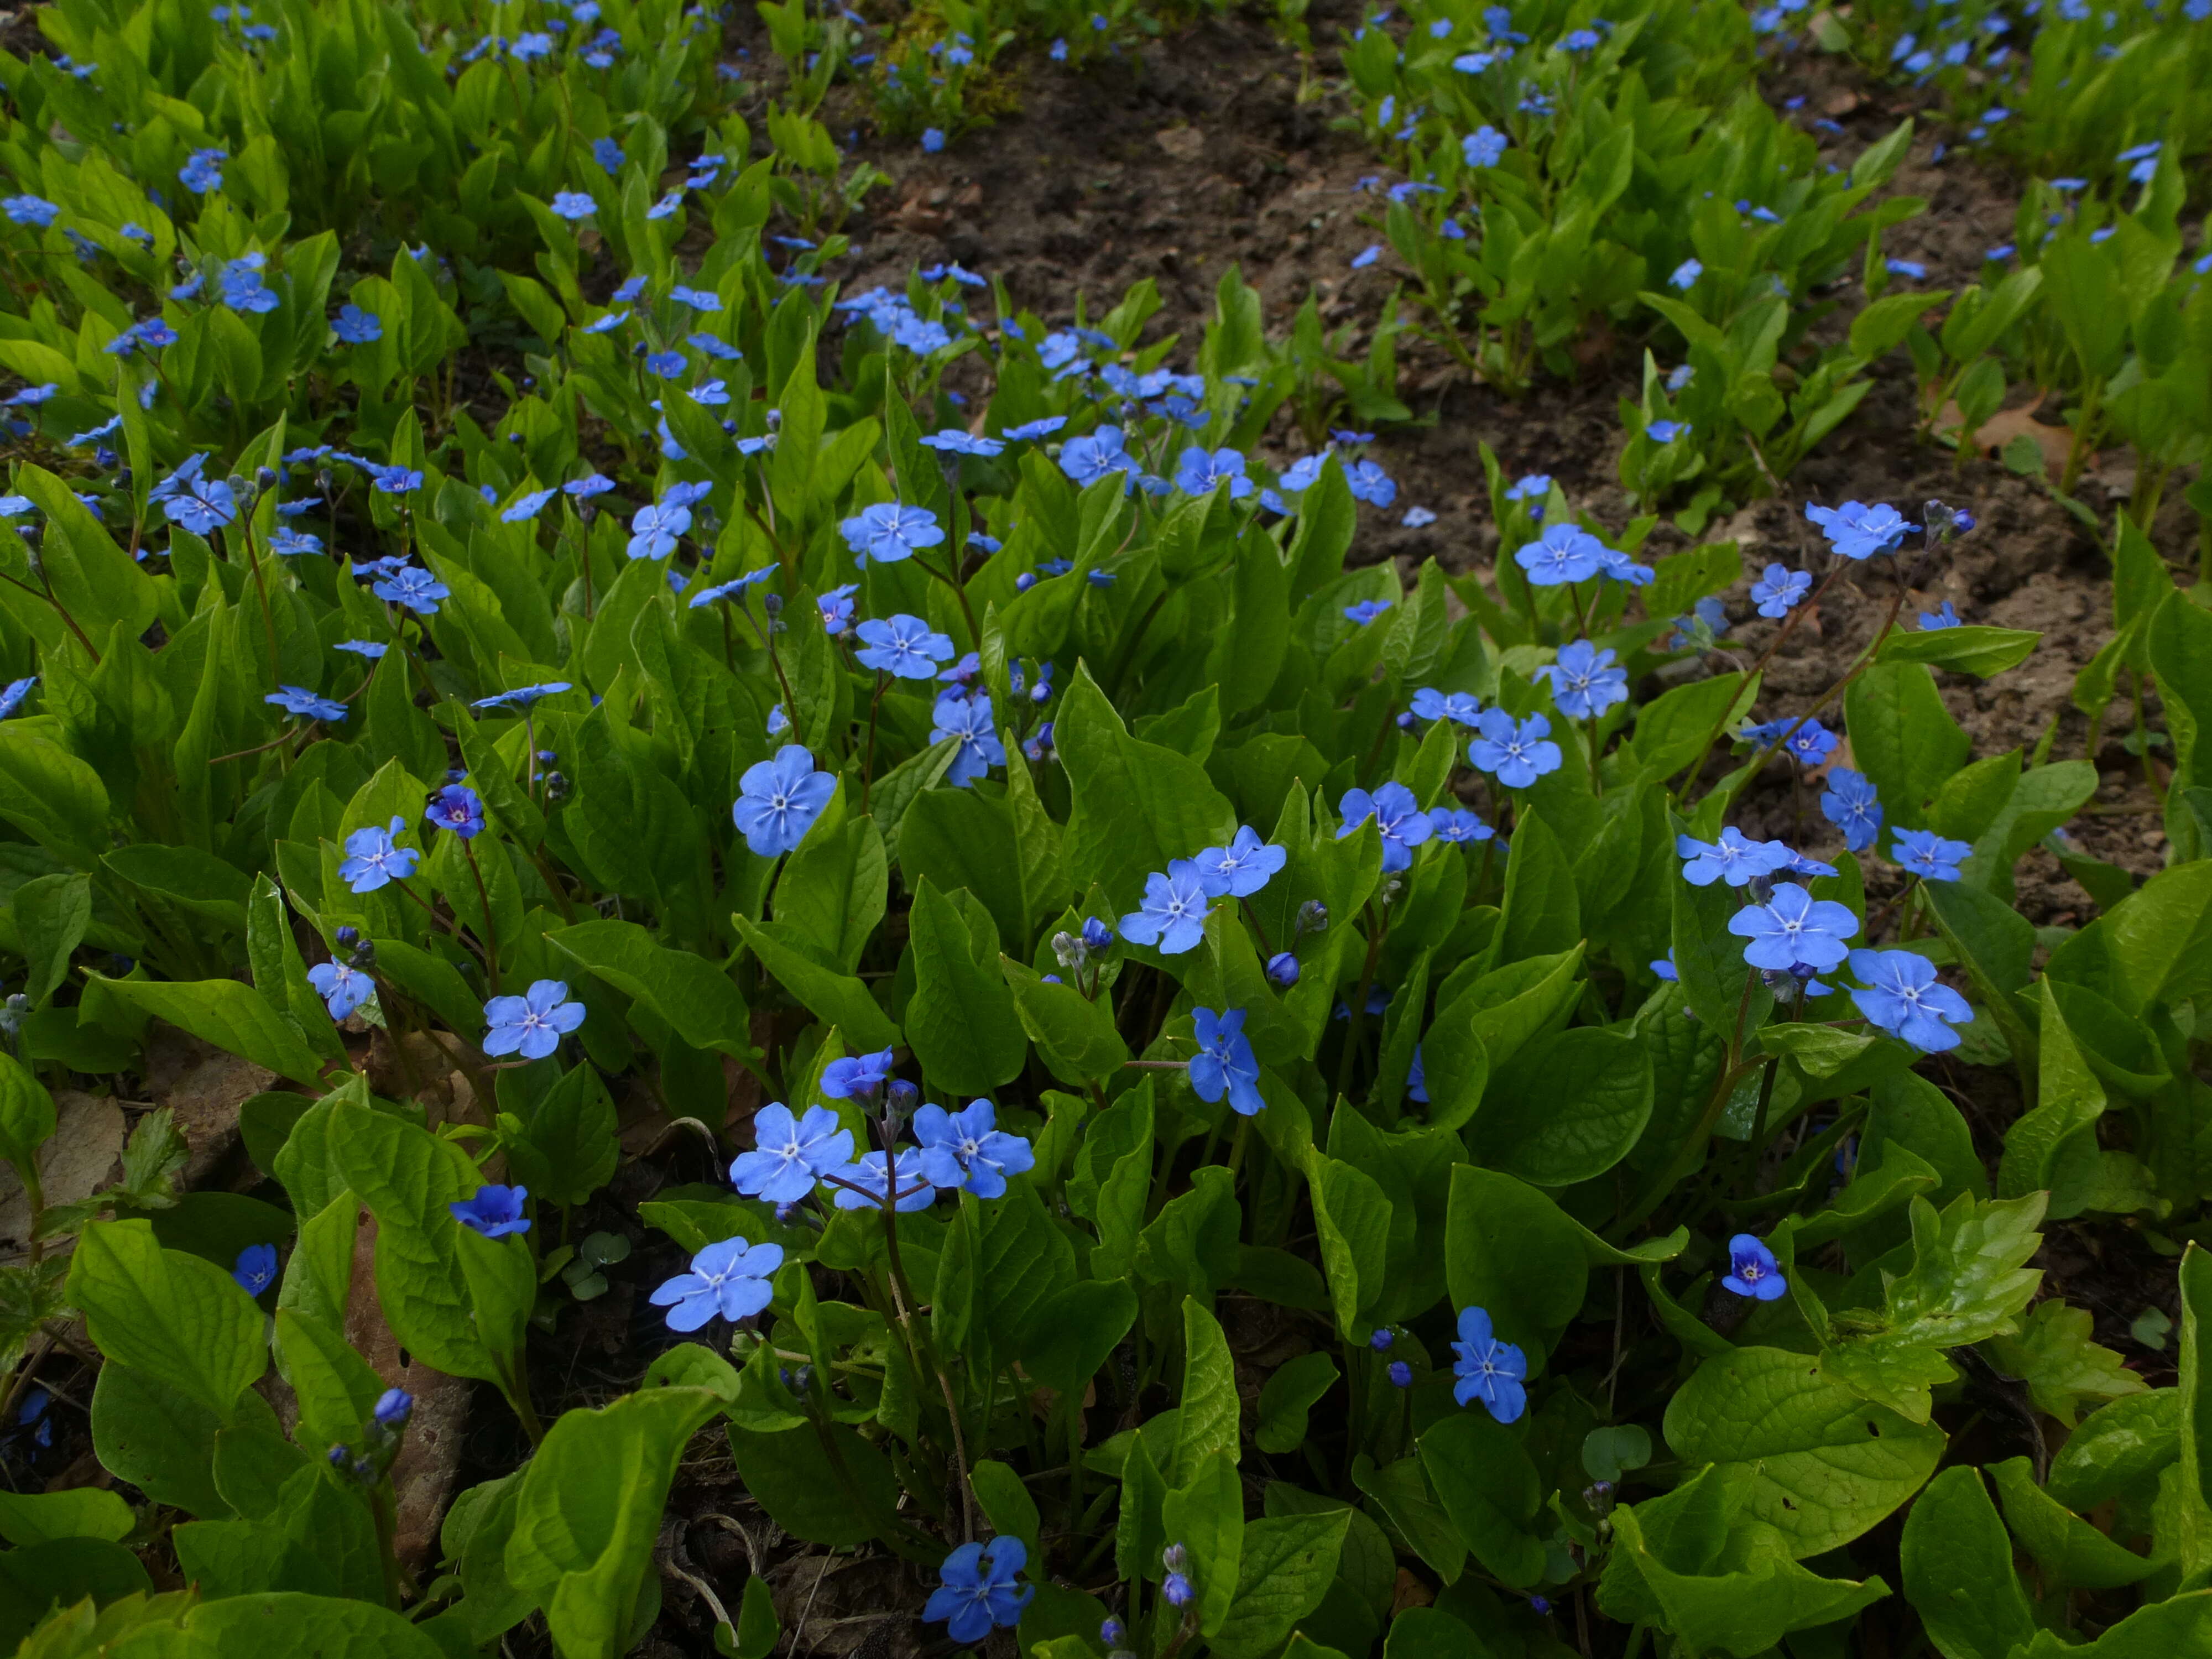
left=821, top=1048, right=895, bottom=1102
left=1782, top=720, right=1839, bottom=765
left=826, top=1149, right=936, bottom=1211
left=1463, top=124, right=1507, bottom=166
left=650, top=1238, right=783, bottom=1331
left=1919, top=601, right=1962, bottom=630
left=1722, top=1233, right=1787, bottom=1301
left=1536, top=640, right=1627, bottom=720
left=372, top=565, right=448, bottom=614
left=1175, top=447, right=1254, bottom=498
left=550, top=190, right=596, bottom=220
left=150, top=454, right=237, bottom=536
left=1428, top=807, right=1493, bottom=844
left=1265, top=952, right=1300, bottom=987
left=483, top=979, right=586, bottom=1060
left=233, top=1243, right=278, bottom=1296
left=1344, top=598, right=1393, bottom=626
left=1451, top=1306, right=1527, bottom=1422
left=924, top=1537, right=1032, bottom=1645
left=627, top=500, right=690, bottom=560
left=1410, top=688, right=1483, bottom=727
left=1515, top=523, right=1606, bottom=586
left=471, top=681, right=571, bottom=711
left=332, top=304, right=382, bottom=344
left=1189, top=1007, right=1264, bottom=1116
left=1059, top=426, right=1134, bottom=486
left=1675, top=828, right=1791, bottom=888
left=426, top=784, right=485, bottom=839
left=451, top=1185, right=531, bottom=1238
left=734, top=746, right=836, bottom=856
left=373, top=1388, right=412, bottom=1427
left=179, top=148, right=227, bottom=193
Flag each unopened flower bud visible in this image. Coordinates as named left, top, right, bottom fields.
left=1369, top=1328, right=1394, bottom=1351
left=542, top=770, right=571, bottom=803
left=1387, top=1360, right=1413, bottom=1388
left=1296, top=900, right=1329, bottom=936
left=1081, top=916, right=1114, bottom=951
left=373, top=1387, right=413, bottom=1428
left=1052, top=930, right=1084, bottom=971
left=254, top=466, right=278, bottom=494
left=1265, top=952, right=1300, bottom=988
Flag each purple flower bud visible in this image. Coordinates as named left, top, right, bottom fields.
left=1265, top=952, right=1300, bottom=988
left=1369, top=1328, right=1394, bottom=1351
left=1530, top=1595, right=1552, bottom=1615
left=1163, top=1572, right=1195, bottom=1608
left=1387, top=1360, right=1413, bottom=1387
left=373, top=1387, right=413, bottom=1427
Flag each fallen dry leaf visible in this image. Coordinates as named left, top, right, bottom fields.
left=1939, top=401, right=2072, bottom=478
left=1155, top=126, right=1206, bottom=161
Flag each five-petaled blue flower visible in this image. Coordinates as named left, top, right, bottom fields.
left=1750, top=564, right=1812, bottom=618
left=649, top=1237, right=783, bottom=1331
left=338, top=816, right=419, bottom=893
left=1806, top=500, right=1917, bottom=560
left=472, top=681, right=571, bottom=711
left=501, top=487, right=556, bottom=523
left=1189, top=1006, right=1265, bottom=1117
left=451, top=1185, right=531, bottom=1238
left=0, top=677, right=33, bottom=721
left=426, top=784, right=484, bottom=839
left=1468, top=709, right=1562, bottom=789
left=1919, top=601, right=1961, bottom=630
left=232, top=1243, right=278, bottom=1297
left=1722, top=1234, right=1787, bottom=1301
left=1060, top=426, right=1134, bottom=487
left=150, top=454, right=237, bottom=536
left=483, top=979, right=586, bottom=1060
left=179, top=149, right=227, bottom=193
left=734, top=745, right=836, bottom=857
left=1451, top=1306, right=1527, bottom=1423
left=1411, top=688, right=1483, bottom=727
left=920, top=429, right=1004, bottom=457
left=1188, top=826, right=1285, bottom=899
left=1337, top=781, right=1434, bottom=873
left=1344, top=599, right=1393, bottom=626
left=924, top=1537, right=1034, bottom=1646
left=1173, top=447, right=1254, bottom=498
left=1430, top=807, right=1494, bottom=844
left=627, top=499, right=691, bottom=560
left=1781, top=719, right=1839, bottom=766
left=1345, top=459, right=1396, bottom=507
left=827, top=1149, right=937, bottom=1211
left=840, top=501, right=946, bottom=563
left=930, top=691, right=1006, bottom=786
left=372, top=565, right=448, bottom=614
left=731, top=1103, right=854, bottom=1202
left=914, top=1099, right=1036, bottom=1197
left=1515, top=523, right=1606, bottom=586
left=1820, top=770, right=1883, bottom=853
left=306, top=958, right=372, bottom=1021
left=1849, top=949, right=1974, bottom=1051
left=1669, top=258, right=1703, bottom=289
left=1536, top=640, right=1627, bottom=721
left=1893, top=827, right=1970, bottom=882
left=821, top=1048, right=896, bottom=1101
left=332, top=304, right=382, bottom=344
left=1728, top=883, right=1858, bottom=973
left=855, top=613, right=956, bottom=680
left=1120, top=864, right=1214, bottom=956
left=1462, top=124, right=1507, bottom=166
left=266, top=685, right=347, bottom=722
left=550, top=190, right=597, bottom=220
left=1676, top=827, right=1791, bottom=888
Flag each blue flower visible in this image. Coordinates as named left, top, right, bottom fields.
left=1429, top=807, right=1494, bottom=844
left=1119, top=865, right=1214, bottom=955
left=338, top=816, right=419, bottom=893
left=373, top=1389, right=411, bottom=1427
left=367, top=463, right=423, bottom=494
left=915, top=1099, right=1035, bottom=1197
left=1188, top=1006, right=1265, bottom=1117
left=426, top=784, right=485, bottom=839
left=818, top=584, right=858, bottom=635
left=1820, top=770, right=1883, bottom=853
left=1345, top=459, right=1396, bottom=507
left=1806, top=500, right=1916, bottom=560
left=822, top=1048, right=896, bottom=1101
left=1782, top=719, right=1839, bottom=765
left=1669, top=258, right=1703, bottom=290
left=1, top=195, right=59, bottom=226
left=1646, top=420, right=1687, bottom=444
left=150, top=454, right=238, bottom=536
left=1849, top=949, right=1974, bottom=1051
left=592, top=136, right=625, bottom=173
left=232, top=1243, right=278, bottom=1297
left=1728, top=883, right=1858, bottom=973
left=1675, top=827, right=1792, bottom=888
left=1451, top=1307, right=1527, bottom=1422
left=1468, top=709, right=1562, bottom=789
left=451, top=1185, right=531, bottom=1237
left=1350, top=244, right=1382, bottom=270
left=826, top=1149, right=937, bottom=1211
left=855, top=614, right=956, bottom=681
left=1893, top=828, right=1970, bottom=882
left=839, top=501, right=946, bottom=563
left=1060, top=426, right=1134, bottom=486
left=306, top=958, right=372, bottom=1020
left=269, top=528, right=323, bottom=555
left=550, top=190, right=597, bottom=220
left=1188, top=826, right=1285, bottom=899
left=732, top=1103, right=854, bottom=1201
left=1722, top=1233, right=1787, bottom=1301
left=1750, top=564, right=1812, bottom=618
left=1919, top=601, right=1961, bottom=630
left=1651, top=951, right=1679, bottom=982
left=265, top=686, right=347, bottom=722
left=483, top=979, right=586, bottom=1060
left=1536, top=640, right=1627, bottom=720
left=920, top=128, right=946, bottom=153
left=627, top=500, right=691, bottom=560
left=1174, top=447, right=1254, bottom=498
left=179, top=149, right=227, bottom=193
left=931, top=691, right=1005, bottom=786
left=734, top=745, right=836, bottom=857
left=1462, top=124, right=1508, bottom=166
left=1344, top=599, right=1394, bottom=626
left=1266, top=952, right=1300, bottom=987
left=1337, top=781, right=1434, bottom=873
left=500, top=487, right=556, bottom=523
left=920, top=429, right=1004, bottom=457
left=924, top=1537, right=1033, bottom=1645
left=372, top=565, right=448, bottom=614
left=1515, top=523, right=1606, bottom=586
left=471, top=681, right=571, bottom=711
left=1411, top=688, right=1483, bottom=727
left=332, top=304, right=382, bottom=344
left=1004, top=416, right=1067, bottom=441
left=649, top=1237, right=783, bottom=1331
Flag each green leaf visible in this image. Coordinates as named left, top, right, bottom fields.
left=1023, top=1277, right=1140, bottom=1396
left=12, top=872, right=90, bottom=1006
left=1820, top=1193, right=2046, bottom=1422
left=1165, top=1450, right=1244, bottom=1635
left=1208, top=1510, right=1351, bottom=1659
left=1056, top=662, right=1235, bottom=908
left=67, top=1219, right=267, bottom=1420
left=903, top=878, right=1026, bottom=1094
left=549, top=920, right=756, bottom=1060
left=1986, top=1455, right=2156, bottom=1590
left=1002, top=957, right=1128, bottom=1084
left=1418, top=1412, right=1547, bottom=1588
left=900, top=785, right=1028, bottom=956
left=82, top=972, right=329, bottom=1086
left=1663, top=1345, right=1945, bottom=1556
left=155, top=1590, right=448, bottom=1658
left=0, top=1486, right=134, bottom=1546
left=1878, top=625, right=2042, bottom=679
left=507, top=1389, right=725, bottom=1659
left=1844, top=661, right=1971, bottom=833
left=1256, top=1352, right=1340, bottom=1457
left=91, top=1359, right=228, bottom=1518
left=1306, top=1148, right=1392, bottom=1338
left=2046, top=1389, right=2177, bottom=1512
left=503, top=1061, right=619, bottom=1208
left=1900, top=1465, right=2034, bottom=1659
left=1999, top=980, right=2105, bottom=1215
left=727, top=1421, right=902, bottom=1550
left=1174, top=1297, right=1241, bottom=1486
left=1631, top=671, right=1756, bottom=780
left=2016, top=1593, right=2212, bottom=1658
left=1465, top=1024, right=1652, bottom=1187
left=273, top=1308, right=386, bottom=1452
left=970, top=1458, right=1041, bottom=1561
left=730, top=913, right=899, bottom=1052
left=774, top=815, right=888, bottom=974
left=0, top=1052, right=56, bottom=1175
left=1492, top=810, right=1580, bottom=964
left=1350, top=1455, right=1464, bottom=1583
